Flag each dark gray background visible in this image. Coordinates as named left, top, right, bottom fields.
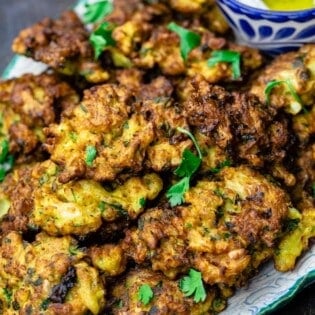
left=0, top=1, right=314, bottom=314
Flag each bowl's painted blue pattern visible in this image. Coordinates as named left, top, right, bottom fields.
left=216, top=0, right=315, bottom=54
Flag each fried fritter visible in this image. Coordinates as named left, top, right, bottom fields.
left=0, top=72, right=79, bottom=160
left=0, top=231, right=105, bottom=314
left=123, top=166, right=290, bottom=286
left=45, top=83, right=192, bottom=182
left=182, top=78, right=295, bottom=184
left=108, top=268, right=220, bottom=315
left=250, top=44, right=315, bottom=114
left=30, top=160, right=162, bottom=236
left=12, top=11, right=109, bottom=83
left=0, top=164, right=36, bottom=237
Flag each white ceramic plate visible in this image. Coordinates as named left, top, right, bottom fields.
left=2, top=0, right=315, bottom=314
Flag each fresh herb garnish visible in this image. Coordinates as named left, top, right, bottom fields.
left=89, top=22, right=115, bottom=59
left=139, top=197, right=146, bottom=207
left=207, top=50, right=241, bottom=79
left=138, top=284, right=154, bottom=305
left=166, top=128, right=202, bottom=207
left=210, top=160, right=231, bottom=174
left=179, top=269, right=206, bottom=303
left=264, top=79, right=303, bottom=106
left=167, top=22, right=201, bottom=61
left=0, top=139, right=9, bottom=163
left=40, top=298, right=50, bottom=311
left=167, top=176, right=190, bottom=207
left=85, top=145, right=97, bottom=166
left=284, top=218, right=300, bottom=233
left=0, top=139, right=14, bottom=182
left=83, top=0, right=113, bottom=24
left=3, top=287, right=12, bottom=303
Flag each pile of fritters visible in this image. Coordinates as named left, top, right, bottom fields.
left=0, top=0, right=314, bottom=314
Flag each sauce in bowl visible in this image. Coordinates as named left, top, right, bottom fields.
left=263, top=0, right=314, bottom=10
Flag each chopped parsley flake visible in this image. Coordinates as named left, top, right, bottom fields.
left=85, top=145, right=97, bottom=166
left=207, top=50, right=241, bottom=79
left=167, top=22, right=201, bottom=61
left=83, top=0, right=113, bottom=24
left=89, top=22, right=115, bottom=59
left=138, top=284, right=154, bottom=305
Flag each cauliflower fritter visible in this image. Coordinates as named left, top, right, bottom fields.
left=45, top=83, right=192, bottom=182
left=182, top=78, right=294, bottom=183
left=108, top=268, right=220, bottom=315
left=250, top=44, right=315, bottom=114
left=0, top=73, right=79, bottom=159
left=30, top=160, right=162, bottom=236
left=123, top=166, right=290, bottom=286
left=0, top=231, right=105, bottom=315
left=275, top=207, right=315, bottom=272
left=12, top=11, right=109, bottom=83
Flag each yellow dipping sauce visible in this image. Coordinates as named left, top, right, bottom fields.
left=263, top=0, right=314, bottom=10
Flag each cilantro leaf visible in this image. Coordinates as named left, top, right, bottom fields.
left=179, top=269, right=206, bottom=303
left=0, top=140, right=14, bottom=182
left=0, top=139, right=9, bottom=163
left=166, top=177, right=190, bottom=207
left=89, top=22, right=115, bottom=59
left=167, top=22, right=201, bottom=61
left=207, top=50, right=241, bottom=79
left=210, top=160, right=231, bottom=174
left=85, top=145, right=97, bottom=166
left=264, top=79, right=303, bottom=106
left=176, top=127, right=202, bottom=159
left=139, top=197, right=146, bottom=207
left=83, top=0, right=113, bottom=24
left=175, top=149, right=201, bottom=178
left=138, top=284, right=154, bottom=305
left=166, top=128, right=202, bottom=207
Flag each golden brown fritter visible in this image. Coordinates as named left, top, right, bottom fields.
left=0, top=72, right=79, bottom=159
left=275, top=207, right=315, bottom=272
left=45, top=83, right=191, bottom=182
left=0, top=231, right=105, bottom=315
left=12, top=11, right=109, bottom=83
left=250, top=44, right=315, bottom=114
left=108, top=268, right=220, bottom=315
left=88, top=244, right=127, bottom=277
left=123, top=166, right=290, bottom=286
left=290, top=143, right=315, bottom=209
left=29, top=160, right=162, bottom=236
left=182, top=78, right=294, bottom=183
left=0, top=164, right=36, bottom=237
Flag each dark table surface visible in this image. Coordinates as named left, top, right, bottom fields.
left=0, top=0, right=314, bottom=314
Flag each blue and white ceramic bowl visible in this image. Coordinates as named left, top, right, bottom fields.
left=215, top=0, right=315, bottom=55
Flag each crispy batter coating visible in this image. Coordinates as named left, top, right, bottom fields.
left=108, top=268, right=219, bottom=315
left=250, top=44, right=315, bottom=114
left=12, top=11, right=109, bottom=83
left=0, top=164, right=36, bottom=237
left=0, top=73, right=79, bottom=159
left=30, top=160, right=162, bottom=236
left=123, top=166, right=290, bottom=286
left=182, top=79, right=294, bottom=182
left=275, top=207, right=315, bottom=272
left=0, top=231, right=105, bottom=314
left=45, top=83, right=191, bottom=182
left=290, top=143, right=315, bottom=209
